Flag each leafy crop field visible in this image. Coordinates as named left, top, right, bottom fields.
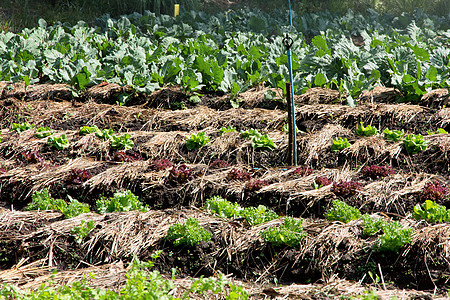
left=1, top=8, right=450, bottom=299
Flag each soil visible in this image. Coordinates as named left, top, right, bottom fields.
left=1, top=82, right=450, bottom=298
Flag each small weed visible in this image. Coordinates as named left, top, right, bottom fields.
left=427, top=128, right=447, bottom=135
left=12, top=122, right=34, bottom=132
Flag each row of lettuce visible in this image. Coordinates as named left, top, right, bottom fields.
left=23, top=184, right=449, bottom=254
left=1, top=8, right=450, bottom=105
left=5, top=120, right=444, bottom=155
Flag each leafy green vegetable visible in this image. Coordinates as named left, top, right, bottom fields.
left=111, top=133, right=134, bottom=150
left=240, top=129, right=261, bottom=139
left=71, top=220, right=96, bottom=244
left=12, top=122, right=34, bottom=133
left=96, top=189, right=148, bottom=213
left=383, top=128, right=405, bottom=142
left=355, top=122, right=378, bottom=136
left=25, top=189, right=89, bottom=218
left=166, top=217, right=212, bottom=247
left=95, top=128, right=114, bottom=140
left=427, top=128, right=448, bottom=135
left=325, top=199, right=361, bottom=223
left=331, top=137, right=351, bottom=151
left=361, top=214, right=384, bottom=236
left=35, top=126, right=54, bottom=138
left=219, top=126, right=237, bottom=135
left=260, top=217, right=306, bottom=247
left=48, top=134, right=70, bottom=150
left=251, top=134, right=276, bottom=151
left=79, top=125, right=99, bottom=136
left=413, top=200, right=450, bottom=223
left=403, top=134, right=429, bottom=154
left=374, top=221, right=414, bottom=253
left=185, top=132, right=210, bottom=150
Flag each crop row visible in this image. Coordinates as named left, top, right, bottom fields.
left=1, top=9, right=450, bottom=105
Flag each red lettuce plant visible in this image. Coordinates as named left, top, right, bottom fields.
left=21, top=151, right=43, bottom=164
left=169, top=164, right=195, bottom=183
left=292, top=166, right=313, bottom=176
left=361, top=165, right=394, bottom=180
left=227, top=168, right=252, bottom=181
left=331, top=180, right=363, bottom=197
left=149, top=159, right=173, bottom=171
left=420, top=181, right=448, bottom=202
left=209, top=159, right=231, bottom=169
left=113, top=151, right=143, bottom=162
left=245, top=179, right=269, bottom=191
left=66, top=168, right=92, bottom=184
left=314, top=176, right=332, bottom=188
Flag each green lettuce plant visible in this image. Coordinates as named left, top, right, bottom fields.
left=251, top=134, right=276, bottom=150
left=111, top=133, right=134, bottom=150
left=35, top=126, right=54, bottom=138
left=361, top=214, right=384, bottom=236
left=12, top=122, right=34, bottom=132
left=71, top=220, right=96, bottom=244
left=25, top=189, right=89, bottom=218
left=219, top=126, right=237, bottom=135
left=166, top=217, right=212, bottom=247
left=374, top=221, right=414, bottom=253
left=331, top=137, right=351, bottom=151
left=79, top=125, right=99, bottom=135
left=413, top=200, right=450, bottom=223
left=427, top=128, right=447, bottom=135
left=185, top=132, right=210, bottom=150
left=383, top=128, right=405, bottom=142
left=96, top=189, right=148, bottom=213
left=260, top=217, right=306, bottom=247
left=356, top=122, right=378, bottom=136
left=48, top=134, right=70, bottom=150
left=325, top=199, right=361, bottom=223
left=403, top=134, right=429, bottom=154
left=95, top=128, right=114, bottom=140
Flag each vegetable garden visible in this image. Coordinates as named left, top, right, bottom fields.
left=1, top=6, right=450, bottom=299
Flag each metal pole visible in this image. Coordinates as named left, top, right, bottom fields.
left=288, top=0, right=293, bottom=26
left=286, top=82, right=294, bottom=166
left=283, top=33, right=297, bottom=166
